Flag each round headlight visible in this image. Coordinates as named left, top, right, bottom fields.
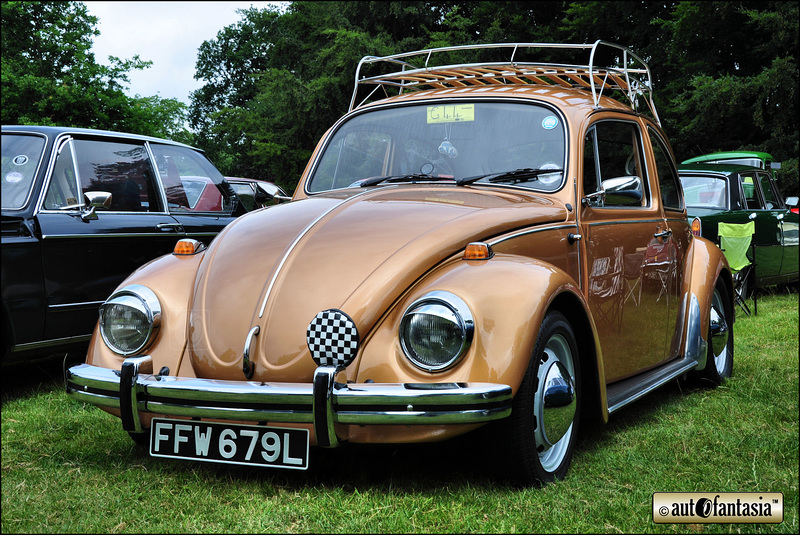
left=99, top=284, right=161, bottom=356
left=399, top=291, right=473, bottom=372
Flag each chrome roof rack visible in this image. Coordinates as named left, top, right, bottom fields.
left=349, top=40, right=660, bottom=126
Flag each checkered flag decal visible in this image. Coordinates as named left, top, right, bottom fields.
left=306, top=309, right=360, bottom=367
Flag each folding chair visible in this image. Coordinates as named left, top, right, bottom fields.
left=717, top=221, right=757, bottom=316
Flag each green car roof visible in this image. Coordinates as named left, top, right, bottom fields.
left=681, top=151, right=773, bottom=166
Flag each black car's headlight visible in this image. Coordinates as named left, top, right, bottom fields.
left=399, top=291, right=474, bottom=372
left=99, top=284, right=161, bottom=356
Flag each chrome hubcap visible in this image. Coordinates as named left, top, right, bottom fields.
left=534, top=333, right=576, bottom=472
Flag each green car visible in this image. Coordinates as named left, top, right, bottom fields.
left=678, top=162, right=798, bottom=292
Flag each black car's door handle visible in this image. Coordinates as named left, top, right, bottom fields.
left=156, top=223, right=184, bottom=232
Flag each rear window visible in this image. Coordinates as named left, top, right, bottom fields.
left=679, top=174, right=728, bottom=210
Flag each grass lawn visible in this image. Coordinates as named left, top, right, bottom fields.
left=2, top=291, right=797, bottom=533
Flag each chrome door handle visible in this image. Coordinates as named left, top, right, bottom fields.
left=156, top=223, right=183, bottom=232
left=654, top=229, right=672, bottom=238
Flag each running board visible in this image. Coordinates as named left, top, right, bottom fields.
left=606, top=357, right=698, bottom=414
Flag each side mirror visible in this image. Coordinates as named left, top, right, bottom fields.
left=80, top=191, right=112, bottom=221
left=583, top=176, right=643, bottom=207
left=256, top=182, right=291, bottom=203
left=785, top=196, right=798, bottom=208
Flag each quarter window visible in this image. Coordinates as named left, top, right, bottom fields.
left=758, top=173, right=781, bottom=209
left=740, top=173, right=764, bottom=209
left=648, top=128, right=683, bottom=211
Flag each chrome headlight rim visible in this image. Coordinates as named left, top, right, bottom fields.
left=99, top=284, right=161, bottom=356
left=399, top=291, right=474, bottom=373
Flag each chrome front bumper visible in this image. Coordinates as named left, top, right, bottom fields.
left=66, top=356, right=513, bottom=447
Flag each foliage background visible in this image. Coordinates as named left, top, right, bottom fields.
left=2, top=1, right=797, bottom=196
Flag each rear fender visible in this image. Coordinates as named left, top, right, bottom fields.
left=681, top=236, right=732, bottom=371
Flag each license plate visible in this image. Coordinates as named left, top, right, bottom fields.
left=149, top=418, right=309, bottom=470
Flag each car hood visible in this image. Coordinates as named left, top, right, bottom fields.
left=188, top=185, right=568, bottom=380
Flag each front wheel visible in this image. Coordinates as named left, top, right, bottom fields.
left=699, top=280, right=734, bottom=386
left=505, top=310, right=581, bottom=486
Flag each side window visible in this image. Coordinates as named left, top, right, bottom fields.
left=758, top=173, right=780, bottom=209
left=150, top=144, right=232, bottom=213
left=740, top=173, right=764, bottom=209
left=582, top=121, right=647, bottom=206
left=648, top=128, right=683, bottom=211
left=71, top=139, right=161, bottom=212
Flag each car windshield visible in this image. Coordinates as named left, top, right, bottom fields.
left=680, top=174, right=728, bottom=210
left=307, top=102, right=566, bottom=193
left=2, top=133, right=45, bottom=210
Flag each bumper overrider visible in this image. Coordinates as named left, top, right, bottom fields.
left=65, top=359, right=512, bottom=447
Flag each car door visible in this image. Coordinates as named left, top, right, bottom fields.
left=739, top=171, right=782, bottom=283
left=758, top=171, right=799, bottom=281
left=647, top=126, right=689, bottom=360
left=35, top=135, right=186, bottom=342
left=580, top=119, right=670, bottom=383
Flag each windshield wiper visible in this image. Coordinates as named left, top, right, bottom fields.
left=359, top=174, right=444, bottom=187
left=456, top=168, right=564, bottom=186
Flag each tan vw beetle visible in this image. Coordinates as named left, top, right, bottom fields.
left=67, top=41, right=733, bottom=486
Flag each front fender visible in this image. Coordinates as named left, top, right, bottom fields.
left=85, top=251, right=206, bottom=377
left=355, top=253, right=602, bottom=401
left=681, top=236, right=732, bottom=370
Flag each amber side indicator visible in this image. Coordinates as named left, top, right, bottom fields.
left=463, top=242, right=493, bottom=260
left=173, top=239, right=205, bottom=255
left=691, top=217, right=702, bottom=237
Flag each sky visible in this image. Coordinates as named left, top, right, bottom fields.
left=86, top=1, right=284, bottom=105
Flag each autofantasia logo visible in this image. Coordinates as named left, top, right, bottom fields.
left=652, top=492, right=783, bottom=524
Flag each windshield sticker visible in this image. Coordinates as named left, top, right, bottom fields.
left=5, top=171, right=24, bottom=183
left=542, top=116, right=559, bottom=130
left=12, top=155, right=29, bottom=165
left=427, top=104, right=475, bottom=124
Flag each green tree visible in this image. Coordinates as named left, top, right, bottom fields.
left=1, top=1, right=190, bottom=141
left=191, top=0, right=798, bottom=195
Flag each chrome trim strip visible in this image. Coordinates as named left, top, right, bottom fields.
left=47, top=300, right=105, bottom=310
left=585, top=218, right=664, bottom=227
left=488, top=224, right=576, bottom=246
left=606, top=356, right=697, bottom=414
left=258, top=191, right=374, bottom=317
left=12, top=334, right=91, bottom=352
left=66, top=362, right=513, bottom=431
left=41, top=232, right=183, bottom=239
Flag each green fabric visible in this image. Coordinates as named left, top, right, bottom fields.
left=718, top=221, right=755, bottom=272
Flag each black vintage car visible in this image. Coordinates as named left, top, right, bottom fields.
left=1, top=125, right=281, bottom=364
left=678, top=162, right=799, bottom=291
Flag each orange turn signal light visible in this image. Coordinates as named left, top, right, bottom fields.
left=690, top=217, right=702, bottom=237
left=463, top=242, right=493, bottom=260
left=173, top=238, right=205, bottom=255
